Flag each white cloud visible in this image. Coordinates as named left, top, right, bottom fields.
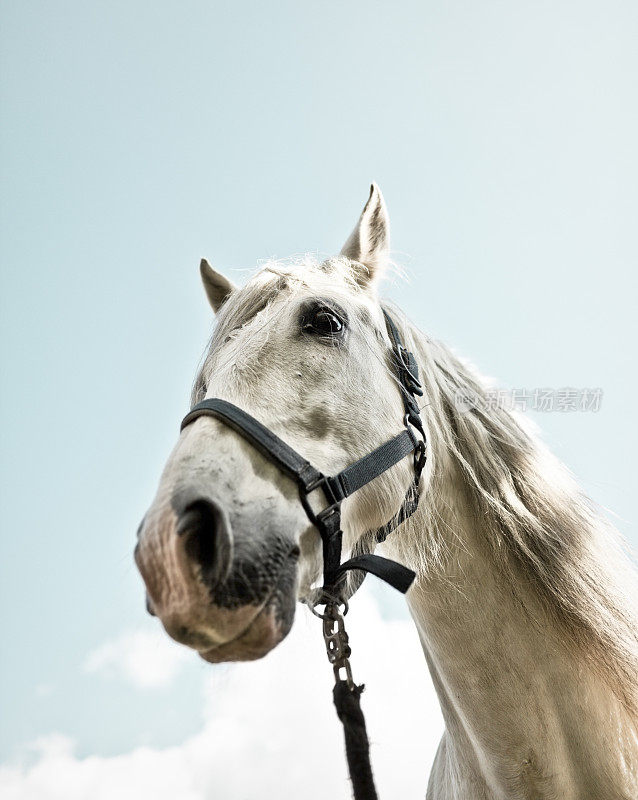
left=1, top=590, right=444, bottom=799
left=83, top=628, right=190, bottom=689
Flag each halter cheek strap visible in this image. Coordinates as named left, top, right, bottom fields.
left=180, top=310, right=426, bottom=603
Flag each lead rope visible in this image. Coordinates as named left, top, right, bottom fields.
left=315, top=442, right=426, bottom=800
left=321, top=602, right=378, bottom=800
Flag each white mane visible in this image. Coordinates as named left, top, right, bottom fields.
left=390, top=305, right=638, bottom=713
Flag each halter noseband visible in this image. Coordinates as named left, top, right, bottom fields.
left=180, top=310, right=425, bottom=604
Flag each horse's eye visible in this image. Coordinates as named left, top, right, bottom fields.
left=304, top=308, right=343, bottom=336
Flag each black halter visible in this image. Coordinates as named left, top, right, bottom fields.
left=180, top=310, right=426, bottom=603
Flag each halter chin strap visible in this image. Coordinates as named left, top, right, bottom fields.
left=180, top=310, right=425, bottom=604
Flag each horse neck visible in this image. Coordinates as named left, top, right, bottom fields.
left=382, top=465, right=637, bottom=799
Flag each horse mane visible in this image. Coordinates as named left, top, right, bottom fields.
left=388, top=304, right=638, bottom=712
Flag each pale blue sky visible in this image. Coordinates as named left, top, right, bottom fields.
left=1, top=0, right=636, bottom=783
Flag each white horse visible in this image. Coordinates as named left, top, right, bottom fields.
left=136, top=185, right=638, bottom=799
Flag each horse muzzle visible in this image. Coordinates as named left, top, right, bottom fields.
left=135, top=487, right=300, bottom=660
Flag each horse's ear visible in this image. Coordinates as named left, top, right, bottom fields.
left=340, top=183, right=390, bottom=288
left=200, top=259, right=236, bottom=312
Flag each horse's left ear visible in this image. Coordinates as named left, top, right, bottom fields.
left=200, top=258, right=236, bottom=312
left=340, top=183, right=390, bottom=288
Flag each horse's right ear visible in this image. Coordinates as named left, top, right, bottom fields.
left=340, top=183, right=390, bottom=289
left=200, top=259, right=236, bottom=312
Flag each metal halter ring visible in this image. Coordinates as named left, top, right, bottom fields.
left=307, top=594, right=349, bottom=620
left=414, top=439, right=426, bottom=473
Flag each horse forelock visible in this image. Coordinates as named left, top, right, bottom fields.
left=191, top=256, right=395, bottom=405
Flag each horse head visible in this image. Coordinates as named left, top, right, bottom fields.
left=134, top=185, right=429, bottom=662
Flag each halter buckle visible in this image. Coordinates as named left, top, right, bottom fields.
left=397, top=345, right=424, bottom=397
left=300, top=474, right=345, bottom=527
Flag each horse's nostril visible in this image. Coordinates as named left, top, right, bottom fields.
left=177, top=497, right=230, bottom=586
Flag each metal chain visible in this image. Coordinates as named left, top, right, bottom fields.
left=322, top=602, right=355, bottom=689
